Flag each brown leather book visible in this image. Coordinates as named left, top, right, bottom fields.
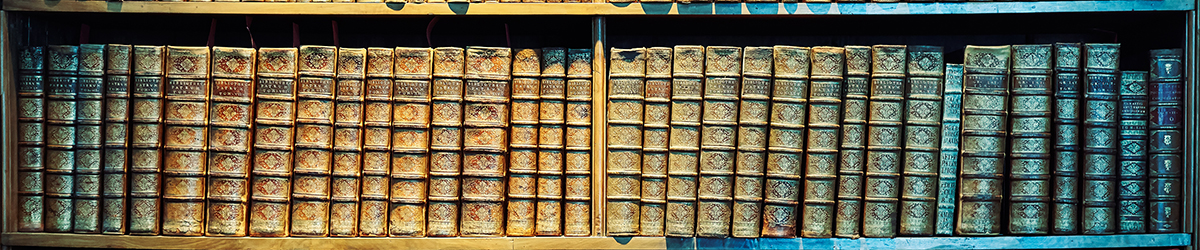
left=161, top=46, right=211, bottom=236
left=330, top=47, right=366, bottom=237
left=862, top=45, right=905, bottom=238
left=45, top=45, right=80, bottom=233
left=607, top=47, right=646, bottom=236
left=292, top=46, right=337, bottom=237
left=360, top=47, right=394, bottom=237
left=805, top=46, right=846, bottom=238
left=1051, top=43, right=1082, bottom=235
left=73, top=44, right=106, bottom=234
left=735, top=46, right=770, bottom=238
left=762, top=45, right=808, bottom=238
left=429, top=47, right=465, bottom=237
left=563, top=48, right=593, bottom=236
left=641, top=47, right=671, bottom=237
left=128, top=45, right=166, bottom=236
left=1007, top=44, right=1052, bottom=235
left=390, top=47, right=433, bottom=237
left=956, top=45, right=1011, bottom=236
left=835, top=45, right=868, bottom=238
left=698, top=46, right=740, bottom=238
left=1147, top=48, right=1183, bottom=233
left=250, top=47, right=298, bottom=237
left=899, top=45, right=944, bottom=236
left=101, top=44, right=132, bottom=235
left=537, top=47, right=567, bottom=237
left=17, top=46, right=46, bottom=233
left=461, top=47, right=511, bottom=237
left=1081, top=43, right=1120, bottom=235
left=667, top=45, right=702, bottom=238
left=206, top=47, right=256, bottom=237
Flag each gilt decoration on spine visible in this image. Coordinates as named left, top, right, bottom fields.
left=429, top=47, right=465, bottom=237
left=206, top=47, right=256, bottom=237
left=537, top=48, right=568, bottom=236
left=129, top=45, right=166, bottom=235
left=509, top=48, right=541, bottom=236
left=564, top=48, right=593, bottom=236
left=698, top=46, right=741, bottom=238
left=251, top=47, right=298, bottom=237
left=667, top=45, right=703, bottom=237
left=391, top=47, right=432, bottom=237
left=1007, top=44, right=1052, bottom=235
left=74, top=44, right=106, bottom=234
left=762, top=46, right=807, bottom=238
left=161, top=46, right=211, bottom=236
left=863, top=45, right=905, bottom=238
left=101, top=44, right=132, bottom=235
left=460, top=47, right=511, bottom=237
left=331, top=47, right=366, bottom=237
left=17, top=46, right=46, bottom=232
left=293, top=46, right=337, bottom=237
left=899, top=45, right=943, bottom=236
left=1147, top=48, right=1183, bottom=233
left=956, top=45, right=1010, bottom=236
left=1051, top=43, right=1082, bottom=235
left=803, top=46, right=844, bottom=238
left=360, top=47, right=394, bottom=237
left=735, top=47, right=770, bottom=238
left=1081, top=43, right=1119, bottom=235
left=45, top=45, right=80, bottom=233
left=1117, top=70, right=1148, bottom=234
left=606, top=47, right=646, bottom=236
left=641, top=47, right=672, bottom=237
left=836, top=45, right=869, bottom=238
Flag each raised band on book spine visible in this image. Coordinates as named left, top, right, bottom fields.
left=206, top=47, right=256, bottom=237
left=935, top=63, right=963, bottom=236
left=641, top=47, right=671, bottom=237
left=250, top=47, right=298, bottom=237
left=17, top=46, right=46, bottom=232
left=898, top=45, right=944, bottom=236
left=1007, top=44, right=1052, bottom=235
left=129, top=45, right=166, bottom=236
left=45, top=45, right=80, bottom=233
left=607, top=47, right=646, bottom=236
left=1051, top=43, right=1082, bottom=235
left=1117, top=71, right=1148, bottom=234
left=74, top=44, right=106, bottom=234
left=835, top=45, right=868, bottom=238
left=1147, top=48, right=1183, bottom=233
left=1081, top=43, right=1120, bottom=235
left=863, top=45, right=905, bottom=238
left=161, top=46, right=211, bottom=236
left=360, top=47, right=394, bottom=237
left=956, top=45, right=1010, bottom=236
left=667, top=45, right=703, bottom=237
left=735, top=46, right=770, bottom=238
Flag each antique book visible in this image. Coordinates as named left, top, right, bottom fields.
left=101, top=44, right=131, bottom=235
left=762, top=45, right=808, bottom=238
left=45, top=45, right=80, bottom=233
left=607, top=47, right=646, bottom=236
left=863, top=45, right=906, bottom=238
left=640, top=47, right=670, bottom=237
left=293, top=45, right=337, bottom=237
left=251, top=47, right=298, bottom=237
left=206, top=47, right=256, bottom=237
left=1147, top=48, right=1183, bottom=233
left=1117, top=71, right=1148, bottom=234
left=956, top=45, right=1010, bottom=236
left=802, top=46, right=844, bottom=238
left=835, top=45, right=869, bottom=238
left=538, top=47, right=568, bottom=237
left=74, top=44, right=106, bottom=234
left=734, top=46, right=769, bottom=238
left=461, top=46, right=511, bottom=237
left=161, top=46, right=210, bottom=236
left=667, top=45, right=703, bottom=238
left=1007, top=44, right=1052, bottom=235
left=429, top=47, right=465, bottom=237
left=331, top=47, right=366, bottom=237
left=698, top=46, right=740, bottom=238
left=1081, top=43, right=1119, bottom=235
left=1051, top=43, right=1082, bottom=235
left=391, top=47, right=432, bottom=237
left=563, top=48, right=592, bottom=237
left=360, top=47, right=394, bottom=237
left=898, top=45, right=944, bottom=236
left=17, top=46, right=46, bottom=232
left=509, top=48, right=540, bottom=237
left=129, top=45, right=166, bottom=236
left=935, top=63, right=964, bottom=236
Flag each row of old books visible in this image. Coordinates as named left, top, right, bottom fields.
left=14, top=44, right=597, bottom=237
left=605, top=44, right=1185, bottom=237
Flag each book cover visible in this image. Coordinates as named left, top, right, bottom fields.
left=1147, top=48, right=1183, bottom=233
left=206, top=46, right=255, bottom=237
left=161, top=46, right=211, bottom=236
left=251, top=47, right=298, bottom=237
left=360, top=47, right=394, bottom=237
left=801, top=45, right=844, bottom=238
left=1051, top=43, right=1082, bottom=234
left=1081, top=43, right=1120, bottom=235
left=1007, top=44, right=1052, bottom=235
left=698, top=46, right=740, bottom=238
left=129, top=45, right=165, bottom=236
left=45, top=45, right=80, bottom=233
left=1117, top=71, right=1148, bottom=234
left=898, top=45, right=943, bottom=236
left=101, top=44, right=131, bottom=235
left=331, top=47, right=366, bottom=237
left=956, top=45, right=1010, bottom=236
left=835, top=45, right=869, bottom=238
left=563, top=49, right=593, bottom=236
left=509, top=48, right=541, bottom=237
left=935, top=63, right=964, bottom=236
left=607, top=47, right=646, bottom=236
left=640, top=47, right=671, bottom=237
left=17, top=46, right=46, bottom=233
left=73, top=44, right=106, bottom=234
left=732, top=46, right=769, bottom=238
left=863, top=45, right=905, bottom=238
left=761, top=45, right=808, bottom=238
left=461, top=46, right=511, bottom=237
left=537, top=47, right=569, bottom=237
left=666, top=45, right=702, bottom=237
left=390, top=47, right=432, bottom=237
left=429, top=46, right=465, bottom=237
left=293, top=45, right=337, bottom=237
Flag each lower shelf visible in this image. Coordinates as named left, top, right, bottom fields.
left=1, top=232, right=1191, bottom=249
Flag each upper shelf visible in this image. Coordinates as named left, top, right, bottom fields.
left=3, top=0, right=1194, bottom=15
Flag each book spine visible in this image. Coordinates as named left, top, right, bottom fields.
left=761, top=46, right=807, bottom=238
left=292, top=46, right=337, bottom=237
left=45, top=45, right=80, bottom=233
left=956, top=45, right=1011, bottom=236
left=935, top=63, right=963, bottom=236
left=508, top=48, right=541, bottom=237
left=898, top=45, right=944, bottom=236
left=331, top=48, right=366, bottom=237
left=1147, top=48, right=1183, bottom=233
left=1051, top=43, right=1082, bottom=235
left=863, top=45, right=906, bottom=238
left=803, top=47, right=845, bottom=238
left=1081, top=43, right=1120, bottom=235
left=606, top=47, right=646, bottom=236
left=250, top=47, right=298, bottom=237
left=428, top=47, right=465, bottom=237
left=360, top=47, right=394, bottom=237
left=735, top=47, right=771, bottom=238
left=1117, top=71, right=1148, bottom=234
left=698, top=46, right=740, bottom=238
left=17, top=46, right=46, bottom=232
left=73, top=44, right=106, bottom=234
left=1007, top=44, right=1053, bottom=235
left=161, top=46, right=211, bottom=236
left=538, top=48, right=569, bottom=237
left=564, top=48, right=593, bottom=236
left=390, top=47, right=432, bottom=237
left=640, top=47, right=672, bottom=237
left=835, top=45, right=869, bottom=238
left=205, top=47, right=256, bottom=237
left=666, top=45, right=703, bottom=237
left=101, top=44, right=131, bottom=235
left=129, top=45, right=165, bottom=235
left=460, top=47, right=512, bottom=237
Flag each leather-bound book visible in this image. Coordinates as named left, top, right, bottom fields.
left=161, top=46, right=211, bottom=236
left=461, top=47, right=511, bottom=237
left=17, top=46, right=46, bottom=232
left=734, top=47, right=769, bottom=238
left=563, top=48, right=592, bottom=236
left=509, top=48, right=540, bottom=237
left=360, top=47, right=394, bottom=237
left=331, top=47, right=366, bottom=237
left=641, top=47, right=671, bottom=237
left=101, top=44, right=131, bottom=235
left=292, top=46, right=337, bottom=237
left=607, top=47, right=646, bottom=236
left=1147, top=48, right=1183, bottom=233
left=835, top=45, right=869, bottom=238
left=667, top=45, right=703, bottom=237
left=429, top=47, right=464, bottom=237
left=1117, top=71, right=1148, bottom=234
left=1051, top=43, right=1082, bottom=235
left=250, top=47, right=298, bottom=237
left=74, top=44, right=106, bottom=234
left=1007, top=44, right=1052, bottom=235
left=698, top=46, right=740, bottom=238
left=762, top=45, right=807, bottom=238
left=863, top=45, right=905, bottom=238
left=1081, top=43, right=1120, bottom=235
left=898, top=45, right=943, bottom=236
left=45, top=45, right=80, bottom=233
left=935, top=63, right=964, bottom=236
left=537, top=48, right=567, bottom=236
left=206, top=47, right=255, bottom=237
left=802, top=46, right=845, bottom=238
left=128, top=45, right=165, bottom=235
left=956, top=45, right=1010, bottom=236
left=390, top=47, right=432, bottom=237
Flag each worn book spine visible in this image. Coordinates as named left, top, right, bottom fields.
left=1147, top=48, right=1183, bottom=233
left=390, top=47, right=432, bottom=237
left=73, top=44, right=106, bottom=234
left=835, top=45, right=869, bottom=238
left=538, top=48, right=568, bottom=236
left=160, top=46, right=211, bottom=236
left=1081, top=43, right=1120, bottom=235
left=204, top=47, right=255, bottom=237
left=45, top=45, right=80, bottom=233
left=17, top=46, right=46, bottom=233
left=564, top=48, right=593, bottom=236
left=331, top=47, right=366, bottom=237
left=1051, top=43, right=1082, bottom=235
left=360, top=47, right=394, bottom=237
left=129, top=45, right=165, bottom=235
left=898, top=45, right=944, bottom=236
left=461, top=46, right=511, bottom=237
left=640, top=47, right=671, bottom=237
left=1007, top=44, right=1052, bottom=235
left=607, top=47, right=646, bottom=236
left=292, top=46, right=337, bottom=237
left=698, top=46, right=740, bottom=238
left=666, top=45, right=703, bottom=237
left=802, top=46, right=845, bottom=238
left=508, top=48, right=541, bottom=237
left=101, top=44, right=131, bottom=235
left=428, top=47, right=464, bottom=237
left=956, top=45, right=1011, bottom=236
left=1117, top=71, right=1148, bottom=234
left=250, top=47, right=298, bottom=237
left=863, top=45, right=906, bottom=238
left=761, top=46, right=807, bottom=238
left=734, top=46, right=770, bottom=238
left=935, top=63, right=964, bottom=236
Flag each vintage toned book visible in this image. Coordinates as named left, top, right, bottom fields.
left=563, top=48, right=593, bottom=236
left=129, top=45, right=166, bottom=235
left=1147, top=48, right=1183, bottom=233
left=361, top=47, right=394, bottom=237
left=45, top=45, right=80, bottom=233
left=898, top=45, right=944, bottom=236
left=101, top=44, right=132, bottom=235
left=17, top=46, right=46, bottom=232
left=251, top=47, right=298, bottom=237
left=429, top=47, right=465, bottom=237
left=956, top=45, right=1010, bottom=236
left=667, top=45, right=702, bottom=237
left=835, top=45, right=869, bottom=238
left=640, top=47, right=671, bottom=237
left=1117, top=71, right=1148, bottom=234
left=734, top=46, right=769, bottom=238
left=1007, top=44, right=1052, bottom=235
left=863, top=45, right=906, bottom=238
left=74, top=44, right=106, bottom=234
left=607, top=47, right=646, bottom=236
left=762, top=45, right=807, bottom=238
left=161, top=46, right=210, bottom=236
left=293, top=45, right=337, bottom=237
left=802, top=46, right=844, bottom=238
left=935, top=63, right=964, bottom=236
left=206, top=47, right=255, bottom=237
left=1051, top=43, right=1082, bottom=235
left=461, top=46, right=511, bottom=237
left=538, top=47, right=568, bottom=236
left=331, top=47, right=366, bottom=237
left=1081, top=43, right=1119, bottom=235
left=391, top=47, right=432, bottom=237
left=698, top=46, right=740, bottom=238
left=509, top=48, right=540, bottom=237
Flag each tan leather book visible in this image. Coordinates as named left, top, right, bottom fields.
left=390, top=47, right=432, bottom=238
left=639, top=47, right=671, bottom=237
left=161, top=46, right=211, bottom=236
left=291, top=46, right=338, bottom=237
left=17, top=46, right=46, bottom=233
left=206, top=46, right=256, bottom=237
left=899, top=45, right=944, bottom=236
left=330, top=47, right=366, bottom=237
left=862, top=45, right=905, bottom=238
left=537, top=47, right=568, bottom=237
left=44, top=45, right=80, bottom=233
left=460, top=47, right=511, bottom=237
left=762, top=45, right=808, bottom=238
left=1081, top=43, right=1120, bottom=235
left=835, top=45, right=868, bottom=238
left=1051, top=43, right=1082, bottom=235
left=128, top=45, right=166, bottom=236
left=428, top=47, right=465, bottom=237
left=563, top=48, right=592, bottom=237
left=801, top=46, right=844, bottom=238
left=666, top=45, right=702, bottom=237
left=607, top=47, right=646, bottom=236
left=72, top=44, right=106, bottom=234
left=509, top=48, right=541, bottom=237
left=698, top=46, right=740, bottom=238
left=1007, top=44, right=1052, bottom=235
left=100, top=44, right=131, bottom=235
left=956, top=45, right=1011, bottom=236
left=251, top=47, right=298, bottom=237
left=733, top=46, right=770, bottom=238
left=360, top=47, right=394, bottom=237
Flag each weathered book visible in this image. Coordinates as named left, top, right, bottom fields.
left=1007, top=44, right=1052, bottom=235
left=563, top=48, right=592, bottom=237
left=935, top=63, right=964, bottom=236
left=863, top=45, right=906, bottom=238
left=509, top=48, right=541, bottom=237
left=251, top=47, right=298, bottom=237
left=429, top=46, right=464, bottom=237
left=641, top=47, right=671, bottom=237
left=331, top=47, right=366, bottom=237
left=391, top=47, right=432, bottom=237
left=898, top=45, right=944, bottom=236
left=802, top=46, right=844, bottom=238
left=538, top=47, right=568, bottom=237
left=129, top=45, right=165, bottom=236
left=292, top=46, right=337, bottom=237
left=461, top=46, right=511, bottom=237
left=1081, top=43, right=1120, bottom=235
left=45, top=45, right=80, bottom=233
left=667, top=45, right=703, bottom=238
left=734, top=46, right=769, bottom=238
left=698, top=46, right=740, bottom=238
left=956, top=45, right=1011, bottom=236
left=607, top=47, right=646, bottom=236
left=17, top=46, right=46, bottom=233
left=1051, top=43, right=1082, bottom=235
left=206, top=47, right=255, bottom=237
left=1147, top=48, right=1183, bottom=233
left=360, top=47, right=394, bottom=237
left=74, top=44, right=106, bottom=234
left=835, top=45, right=869, bottom=238
left=101, top=44, right=131, bottom=235
left=160, top=46, right=210, bottom=236
left=762, top=45, right=808, bottom=238
left=1117, top=71, right=1148, bottom=234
